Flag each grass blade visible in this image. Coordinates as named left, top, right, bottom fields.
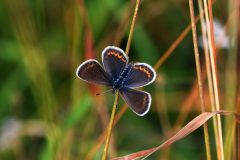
left=113, top=111, right=232, bottom=160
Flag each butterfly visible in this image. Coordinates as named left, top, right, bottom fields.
left=76, top=46, right=156, bottom=116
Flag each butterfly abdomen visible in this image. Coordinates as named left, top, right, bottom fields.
left=113, top=63, right=133, bottom=90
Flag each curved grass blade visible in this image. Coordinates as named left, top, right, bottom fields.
left=113, top=111, right=233, bottom=160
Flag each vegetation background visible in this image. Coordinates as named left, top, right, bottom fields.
left=0, top=0, right=238, bottom=159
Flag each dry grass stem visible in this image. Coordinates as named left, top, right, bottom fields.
left=203, top=0, right=224, bottom=159
left=188, top=0, right=211, bottom=159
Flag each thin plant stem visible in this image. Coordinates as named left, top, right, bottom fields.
left=154, top=23, right=191, bottom=70
left=188, top=0, right=211, bottom=160
left=223, top=5, right=238, bottom=160
left=102, top=91, right=119, bottom=160
left=203, top=0, right=224, bottom=159
left=101, top=0, right=141, bottom=159
left=85, top=104, right=128, bottom=160
left=114, top=1, right=134, bottom=46
left=207, top=2, right=224, bottom=147
left=234, top=1, right=240, bottom=160
left=198, top=0, right=218, bottom=159
left=125, top=0, right=141, bottom=55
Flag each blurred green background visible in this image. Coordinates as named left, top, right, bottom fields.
left=0, top=0, right=235, bottom=159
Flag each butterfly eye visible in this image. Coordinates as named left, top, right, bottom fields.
left=111, top=88, right=116, bottom=94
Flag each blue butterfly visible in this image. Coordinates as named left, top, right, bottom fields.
left=76, top=46, right=156, bottom=116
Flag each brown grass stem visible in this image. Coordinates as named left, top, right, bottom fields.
left=154, top=15, right=200, bottom=70
left=188, top=0, right=211, bottom=159
left=154, top=24, right=190, bottom=70
left=203, top=0, right=224, bottom=159
left=197, top=0, right=215, bottom=118
left=102, top=91, right=119, bottom=160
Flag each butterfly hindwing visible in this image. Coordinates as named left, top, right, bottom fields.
left=124, top=63, right=156, bottom=88
left=119, top=87, right=151, bottom=116
left=76, top=59, right=112, bottom=86
left=102, top=46, right=128, bottom=80
left=76, top=46, right=156, bottom=116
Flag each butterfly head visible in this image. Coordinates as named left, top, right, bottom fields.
left=112, top=87, right=117, bottom=94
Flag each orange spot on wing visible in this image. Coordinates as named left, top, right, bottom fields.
left=107, top=51, right=127, bottom=62
left=133, top=66, right=152, bottom=79
left=142, top=95, right=149, bottom=109
left=83, top=63, right=95, bottom=72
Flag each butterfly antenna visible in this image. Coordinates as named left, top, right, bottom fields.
left=96, top=89, right=113, bottom=96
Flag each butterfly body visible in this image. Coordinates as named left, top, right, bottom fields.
left=112, top=63, right=133, bottom=91
left=76, top=46, right=156, bottom=116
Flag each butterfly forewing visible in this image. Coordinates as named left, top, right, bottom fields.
left=75, top=46, right=156, bottom=116
left=102, top=46, right=128, bottom=80
left=76, top=59, right=112, bottom=86
left=124, top=63, right=156, bottom=88
left=119, top=87, right=151, bottom=116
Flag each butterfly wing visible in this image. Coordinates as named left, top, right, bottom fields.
left=124, top=63, right=156, bottom=88
left=76, top=59, right=112, bottom=86
left=102, top=46, right=128, bottom=80
left=119, top=87, right=151, bottom=116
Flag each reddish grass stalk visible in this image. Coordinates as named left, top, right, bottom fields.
left=202, top=0, right=224, bottom=159
left=188, top=0, right=211, bottom=159
left=154, top=22, right=192, bottom=70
